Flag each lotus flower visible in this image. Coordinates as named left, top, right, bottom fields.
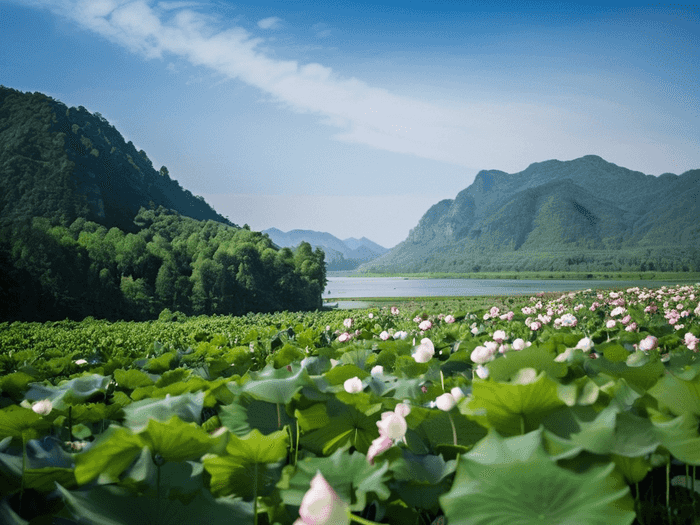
left=435, top=393, right=457, bottom=411
left=419, top=319, right=432, bottom=331
left=639, top=335, right=658, bottom=352
left=412, top=338, right=435, bottom=363
left=376, top=410, right=408, bottom=440
left=295, top=472, right=350, bottom=525
left=32, top=399, right=52, bottom=416
left=343, top=377, right=363, bottom=394
left=575, top=337, right=594, bottom=353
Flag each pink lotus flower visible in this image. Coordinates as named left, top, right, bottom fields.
left=418, top=320, right=432, bottom=331
left=470, top=345, right=496, bottom=364
left=605, top=320, right=616, bottom=329
left=684, top=332, right=699, bottom=351
left=366, top=434, right=393, bottom=465
left=511, top=338, right=526, bottom=351
left=371, top=365, right=384, bottom=375
left=575, top=337, right=594, bottom=353
left=492, top=330, right=507, bottom=343
left=343, top=318, right=353, bottom=328
left=444, top=314, right=456, bottom=323
left=639, top=335, right=658, bottom=352
left=529, top=321, right=542, bottom=331
left=338, top=332, right=351, bottom=342
left=391, top=306, right=399, bottom=315
left=376, top=409, right=409, bottom=440
left=295, top=472, right=350, bottom=525
left=379, top=331, right=390, bottom=341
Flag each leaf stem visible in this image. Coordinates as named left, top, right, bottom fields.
left=666, top=461, right=671, bottom=524
left=254, top=462, right=259, bottom=525
left=447, top=412, right=457, bottom=446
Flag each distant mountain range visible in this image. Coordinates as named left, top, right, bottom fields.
left=263, top=228, right=388, bottom=270
left=360, top=155, right=700, bottom=273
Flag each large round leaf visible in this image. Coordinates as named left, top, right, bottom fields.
left=440, top=429, right=635, bottom=525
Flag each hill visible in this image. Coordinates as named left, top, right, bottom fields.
left=263, top=228, right=388, bottom=270
left=0, top=86, right=325, bottom=321
left=361, top=155, right=700, bottom=273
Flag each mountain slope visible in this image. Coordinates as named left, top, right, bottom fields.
left=362, top=156, right=700, bottom=273
left=0, top=85, right=233, bottom=231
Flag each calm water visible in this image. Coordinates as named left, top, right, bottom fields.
left=324, top=277, right=688, bottom=299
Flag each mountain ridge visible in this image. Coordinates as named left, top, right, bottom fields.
left=263, top=228, right=388, bottom=270
left=361, top=155, right=700, bottom=273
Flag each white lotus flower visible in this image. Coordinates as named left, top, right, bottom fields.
left=343, top=377, right=363, bottom=394
left=435, top=393, right=457, bottom=411
left=32, top=399, right=52, bottom=416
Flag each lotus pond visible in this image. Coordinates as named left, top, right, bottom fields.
left=1, top=284, right=700, bottom=524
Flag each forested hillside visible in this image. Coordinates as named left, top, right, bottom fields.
left=0, top=86, right=326, bottom=321
left=362, top=155, right=700, bottom=273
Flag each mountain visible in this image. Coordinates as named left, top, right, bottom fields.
left=0, top=85, right=233, bottom=232
left=360, top=155, right=700, bottom=273
left=263, top=228, right=388, bottom=270
left=0, top=86, right=326, bottom=321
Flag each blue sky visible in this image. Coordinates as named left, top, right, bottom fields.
left=1, top=1, right=698, bottom=247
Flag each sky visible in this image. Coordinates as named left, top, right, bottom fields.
left=1, top=1, right=698, bottom=248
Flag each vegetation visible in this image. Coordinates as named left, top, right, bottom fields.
left=0, top=86, right=326, bottom=322
left=0, top=284, right=699, bottom=524
left=351, top=271, right=700, bottom=282
left=0, top=207, right=326, bottom=321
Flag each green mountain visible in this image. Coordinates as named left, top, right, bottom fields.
left=361, top=155, right=700, bottom=273
left=0, top=86, right=325, bottom=321
left=0, top=85, right=232, bottom=231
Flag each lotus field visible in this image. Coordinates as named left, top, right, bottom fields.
left=2, top=284, right=700, bottom=524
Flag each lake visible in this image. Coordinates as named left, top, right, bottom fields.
left=324, top=276, right=688, bottom=300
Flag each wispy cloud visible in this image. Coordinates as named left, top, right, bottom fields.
left=257, top=16, right=281, bottom=30
left=17, top=0, right=688, bottom=173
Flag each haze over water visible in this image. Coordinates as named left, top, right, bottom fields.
left=324, top=277, right=689, bottom=299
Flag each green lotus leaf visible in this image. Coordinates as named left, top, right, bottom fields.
left=323, top=364, right=370, bottom=386
left=74, top=426, right=144, bottom=484
left=486, top=344, right=567, bottom=381
left=647, top=372, right=700, bottom=417
left=440, top=429, right=635, bottom=525
left=280, top=448, right=390, bottom=512
left=139, top=416, right=219, bottom=462
left=24, top=466, right=77, bottom=492
left=611, top=454, right=652, bottom=484
left=0, top=405, right=47, bottom=442
left=122, top=392, right=205, bottom=431
left=389, top=451, right=457, bottom=510
left=568, top=405, right=660, bottom=457
left=584, top=355, right=664, bottom=391
left=417, top=409, right=488, bottom=450
left=297, top=399, right=379, bottom=455
left=463, top=370, right=566, bottom=436
left=241, top=364, right=313, bottom=404
left=56, top=483, right=254, bottom=525
left=665, top=352, right=700, bottom=381
left=203, top=429, right=288, bottom=498
left=25, top=374, right=112, bottom=409
left=648, top=410, right=700, bottom=465
left=113, top=368, right=155, bottom=389
left=556, top=376, right=600, bottom=407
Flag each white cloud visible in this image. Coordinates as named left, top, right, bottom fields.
left=257, top=16, right=281, bottom=30
left=20, top=0, right=697, bottom=174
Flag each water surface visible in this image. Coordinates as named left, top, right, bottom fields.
left=324, top=277, right=685, bottom=299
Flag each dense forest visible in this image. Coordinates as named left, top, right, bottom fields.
left=0, top=86, right=326, bottom=321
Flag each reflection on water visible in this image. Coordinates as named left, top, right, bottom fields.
left=324, top=277, right=686, bottom=299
